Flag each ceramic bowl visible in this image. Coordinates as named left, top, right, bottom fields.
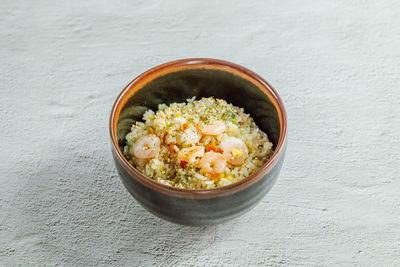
left=109, top=58, right=287, bottom=225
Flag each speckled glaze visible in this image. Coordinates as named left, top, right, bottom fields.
left=110, top=58, right=287, bottom=225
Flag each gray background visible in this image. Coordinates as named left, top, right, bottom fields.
left=1, top=0, right=399, bottom=266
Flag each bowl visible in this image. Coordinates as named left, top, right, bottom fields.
left=109, top=58, right=287, bottom=225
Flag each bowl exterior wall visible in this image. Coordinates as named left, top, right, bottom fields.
left=113, top=148, right=286, bottom=226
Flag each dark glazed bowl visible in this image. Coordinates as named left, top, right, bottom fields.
left=110, top=58, right=287, bottom=225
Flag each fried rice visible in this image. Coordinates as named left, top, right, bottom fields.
left=123, top=97, right=273, bottom=189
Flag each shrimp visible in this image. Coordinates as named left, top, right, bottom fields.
left=132, top=135, right=161, bottom=159
left=178, top=146, right=205, bottom=163
left=219, top=136, right=248, bottom=165
left=200, top=120, right=226, bottom=136
left=200, top=151, right=227, bottom=176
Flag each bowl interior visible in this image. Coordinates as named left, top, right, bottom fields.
left=116, top=67, right=281, bottom=153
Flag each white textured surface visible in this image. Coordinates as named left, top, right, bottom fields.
left=1, top=0, right=400, bottom=266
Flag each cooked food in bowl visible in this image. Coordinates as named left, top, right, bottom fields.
left=123, top=97, right=273, bottom=189
left=110, top=58, right=287, bottom=225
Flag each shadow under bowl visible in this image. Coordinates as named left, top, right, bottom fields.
left=110, top=58, right=287, bottom=225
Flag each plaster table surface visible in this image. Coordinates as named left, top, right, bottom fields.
left=1, top=0, right=399, bottom=266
